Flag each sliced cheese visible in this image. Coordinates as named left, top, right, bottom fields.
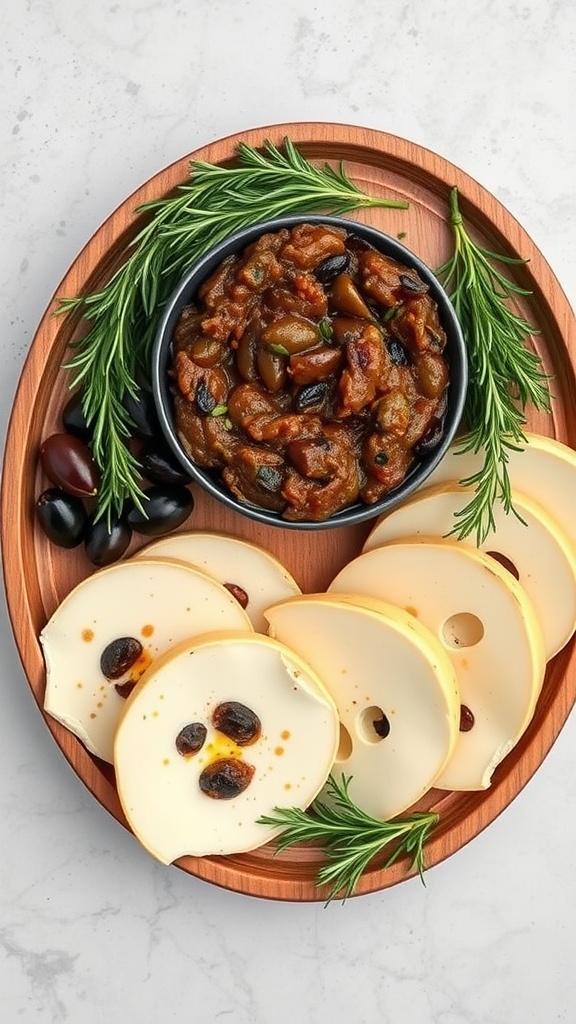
left=425, top=432, right=576, bottom=553
left=132, top=531, right=300, bottom=632
left=41, top=559, right=252, bottom=764
left=114, top=631, right=339, bottom=862
left=328, top=538, right=546, bottom=790
left=364, top=483, right=576, bottom=660
left=264, top=593, right=460, bottom=820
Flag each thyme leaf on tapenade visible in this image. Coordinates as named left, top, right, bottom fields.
left=437, top=187, right=551, bottom=544
left=258, top=773, right=438, bottom=903
left=59, top=138, right=409, bottom=525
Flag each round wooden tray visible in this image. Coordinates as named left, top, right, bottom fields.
left=2, top=123, right=576, bottom=901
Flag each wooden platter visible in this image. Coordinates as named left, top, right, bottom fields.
left=2, top=122, right=576, bottom=901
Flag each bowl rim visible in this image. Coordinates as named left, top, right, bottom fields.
left=151, top=214, right=468, bottom=530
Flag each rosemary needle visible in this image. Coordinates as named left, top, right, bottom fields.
left=437, top=187, right=551, bottom=544
left=60, top=139, right=408, bottom=525
left=258, top=773, right=438, bottom=903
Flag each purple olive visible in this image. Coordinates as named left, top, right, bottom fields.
left=36, top=488, right=87, bottom=548
left=125, top=386, right=160, bottom=438
left=40, top=433, right=99, bottom=498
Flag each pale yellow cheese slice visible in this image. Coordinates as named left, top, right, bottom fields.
left=425, top=432, right=576, bottom=552
left=114, top=631, right=339, bottom=862
left=41, top=559, right=252, bottom=764
left=328, top=539, right=546, bottom=790
left=132, top=530, right=300, bottom=632
left=264, top=593, right=460, bottom=819
left=364, top=483, right=576, bottom=660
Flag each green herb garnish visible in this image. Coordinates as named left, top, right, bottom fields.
left=60, top=139, right=408, bottom=524
left=438, top=187, right=551, bottom=543
left=258, top=773, right=438, bottom=903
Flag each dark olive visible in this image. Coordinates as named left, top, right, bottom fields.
left=61, top=392, right=91, bottom=441
left=223, top=582, right=249, bottom=609
left=198, top=758, right=255, bottom=799
left=100, top=636, right=143, bottom=679
left=36, top=488, right=87, bottom=548
left=459, top=705, right=475, bottom=732
left=115, top=680, right=137, bottom=699
left=125, top=386, right=160, bottom=438
left=40, top=433, right=100, bottom=498
left=126, top=484, right=194, bottom=536
left=386, top=337, right=410, bottom=366
left=255, top=465, right=283, bottom=493
left=413, top=418, right=445, bottom=457
left=313, top=252, right=350, bottom=284
left=84, top=513, right=132, bottom=566
left=175, top=722, right=207, bottom=757
left=294, top=381, right=329, bottom=412
left=212, top=701, right=261, bottom=745
left=373, top=713, right=391, bottom=738
left=195, top=379, right=218, bottom=415
left=399, top=273, right=428, bottom=294
left=139, top=438, right=192, bottom=486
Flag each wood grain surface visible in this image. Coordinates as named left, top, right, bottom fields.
left=2, top=122, right=575, bottom=901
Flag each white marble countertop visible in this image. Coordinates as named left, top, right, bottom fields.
left=2, top=2, right=575, bottom=1022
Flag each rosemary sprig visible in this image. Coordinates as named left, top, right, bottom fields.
left=437, top=187, right=551, bottom=544
left=60, top=138, right=408, bottom=525
left=258, top=773, right=438, bottom=903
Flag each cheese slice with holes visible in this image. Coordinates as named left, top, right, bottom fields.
left=41, top=559, right=252, bottom=764
left=425, top=432, right=576, bottom=553
left=264, top=593, right=460, bottom=819
left=114, top=631, right=339, bottom=862
left=328, top=539, right=546, bottom=790
left=364, top=483, right=576, bottom=660
left=132, top=531, right=300, bottom=632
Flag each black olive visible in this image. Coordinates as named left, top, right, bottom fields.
left=100, top=637, right=143, bottom=680
left=255, top=465, right=284, bottom=493
left=61, top=392, right=91, bottom=441
left=386, top=337, right=409, bottom=366
left=195, top=379, right=217, bottom=415
left=212, top=701, right=261, bottom=745
left=36, top=488, right=87, bottom=548
left=294, top=381, right=329, bottom=411
left=199, top=758, right=255, bottom=799
left=313, top=252, right=350, bottom=285
left=84, top=513, right=132, bottom=566
left=139, top=438, right=192, bottom=486
left=126, top=484, right=194, bottom=536
left=399, top=273, right=428, bottom=294
left=125, top=386, right=160, bottom=438
left=175, top=722, right=207, bottom=757
left=413, top=418, right=445, bottom=457
left=373, top=713, right=391, bottom=738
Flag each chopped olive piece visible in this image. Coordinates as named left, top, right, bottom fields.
left=100, top=637, right=143, bottom=680
left=373, top=713, right=391, bottom=738
left=223, top=582, right=249, bottom=608
left=256, top=464, right=284, bottom=492
left=399, top=273, right=428, bottom=294
left=199, top=758, right=255, bottom=799
left=175, top=722, right=208, bottom=756
left=459, top=705, right=475, bottom=732
left=115, top=680, right=137, bottom=700
left=313, top=252, right=350, bottom=284
left=195, top=379, right=217, bottom=414
left=212, top=701, right=261, bottom=745
left=294, top=381, right=329, bottom=412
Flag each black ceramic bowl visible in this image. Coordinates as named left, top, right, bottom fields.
left=151, top=215, right=467, bottom=530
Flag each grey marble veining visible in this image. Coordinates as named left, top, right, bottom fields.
left=2, top=1, right=576, bottom=1021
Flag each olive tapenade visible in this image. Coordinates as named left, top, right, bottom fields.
left=171, top=223, right=450, bottom=521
